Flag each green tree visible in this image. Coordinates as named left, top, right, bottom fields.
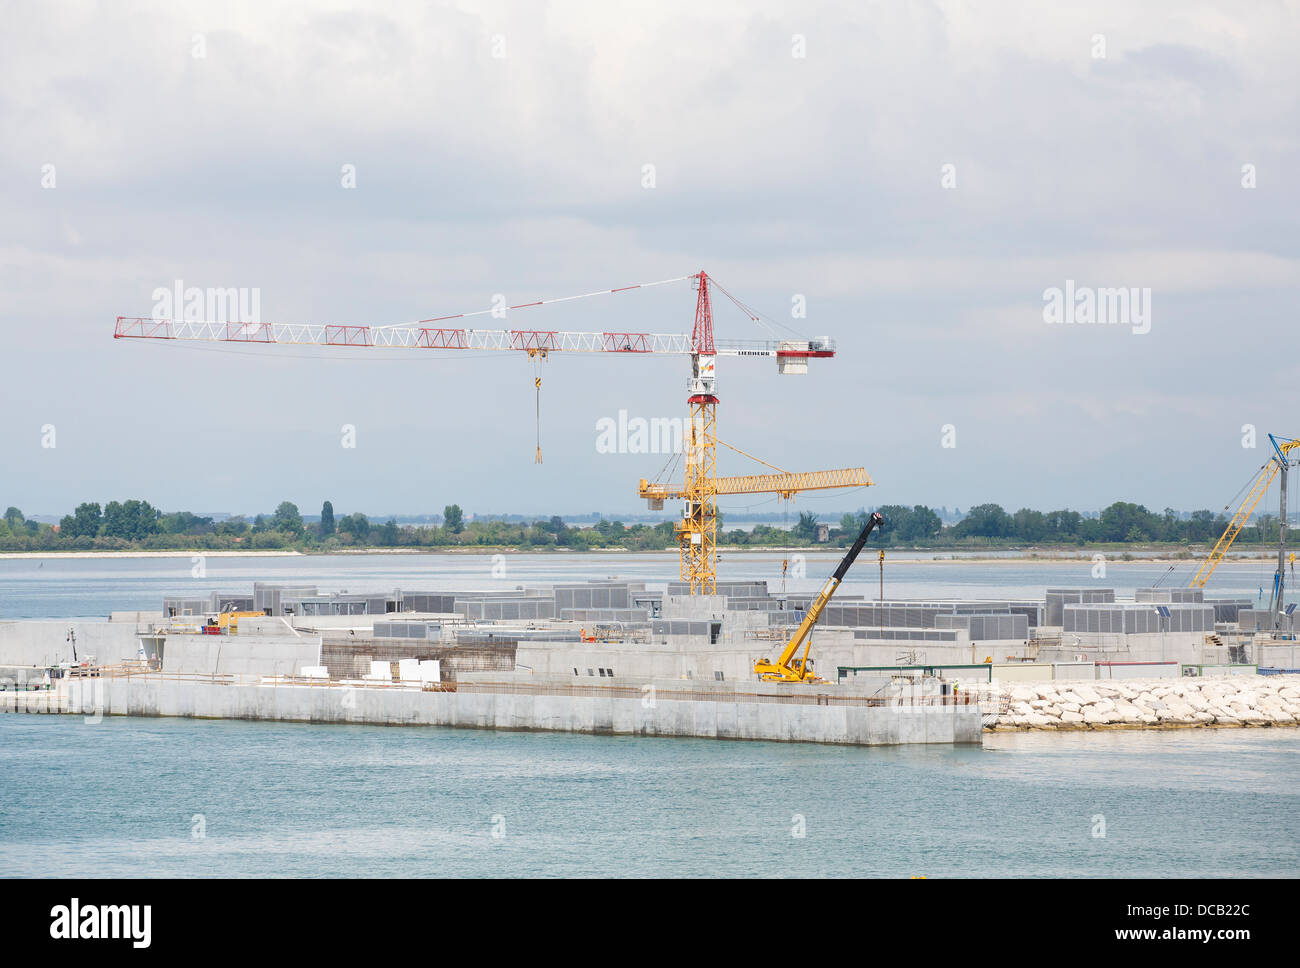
left=1044, top=509, right=1082, bottom=539
left=875, top=506, right=911, bottom=540
left=158, top=511, right=213, bottom=535
left=59, top=502, right=103, bottom=539
left=1098, top=502, right=1158, bottom=542
left=215, top=516, right=251, bottom=538
left=1013, top=508, right=1047, bottom=542
left=1188, top=509, right=1218, bottom=543
left=339, top=512, right=370, bottom=538
left=271, top=501, right=304, bottom=535
left=320, top=501, right=336, bottom=537
left=953, top=503, right=1013, bottom=538
left=102, top=499, right=160, bottom=541
left=903, top=505, right=942, bottom=541
left=793, top=511, right=819, bottom=540
left=4, top=507, right=23, bottom=529
left=443, top=504, right=464, bottom=534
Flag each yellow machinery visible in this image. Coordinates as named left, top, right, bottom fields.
left=754, top=512, right=883, bottom=682
left=215, top=609, right=265, bottom=634
left=640, top=463, right=873, bottom=595
left=1191, top=435, right=1299, bottom=595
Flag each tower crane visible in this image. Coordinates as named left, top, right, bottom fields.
left=1191, top=433, right=1298, bottom=624
left=114, top=270, right=873, bottom=593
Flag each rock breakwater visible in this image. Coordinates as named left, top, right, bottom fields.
left=989, top=674, right=1300, bottom=731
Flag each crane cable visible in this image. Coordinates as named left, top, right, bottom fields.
left=715, top=437, right=790, bottom=475
left=370, top=274, right=695, bottom=332
left=532, top=353, right=544, bottom=463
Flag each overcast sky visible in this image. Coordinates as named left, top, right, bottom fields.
left=2, top=1, right=1298, bottom=520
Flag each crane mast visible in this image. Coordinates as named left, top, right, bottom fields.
left=683, top=272, right=719, bottom=593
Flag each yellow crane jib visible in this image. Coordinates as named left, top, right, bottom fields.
left=1191, top=435, right=1300, bottom=589
left=638, top=467, right=873, bottom=502
left=754, top=511, right=884, bottom=682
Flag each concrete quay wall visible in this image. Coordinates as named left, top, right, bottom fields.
left=55, top=676, right=983, bottom=747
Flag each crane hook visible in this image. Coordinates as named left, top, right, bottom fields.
left=533, top=369, right=543, bottom=464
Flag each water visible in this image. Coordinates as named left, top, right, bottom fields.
left=0, top=552, right=1283, bottom=620
left=0, top=716, right=1294, bottom=877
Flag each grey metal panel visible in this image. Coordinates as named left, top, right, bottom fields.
left=1135, top=588, right=1204, bottom=604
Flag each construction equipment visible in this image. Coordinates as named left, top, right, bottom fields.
left=114, top=270, right=872, bottom=593
left=216, top=609, right=264, bottom=634
left=754, top=511, right=884, bottom=682
left=1191, top=434, right=1299, bottom=625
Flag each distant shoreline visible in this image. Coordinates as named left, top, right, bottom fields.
left=0, top=547, right=1282, bottom=564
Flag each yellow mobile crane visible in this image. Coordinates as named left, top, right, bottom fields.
left=754, top=512, right=884, bottom=682
left=1191, top=435, right=1299, bottom=622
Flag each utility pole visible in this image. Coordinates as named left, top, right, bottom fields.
left=878, top=549, right=884, bottom=602
left=1278, top=458, right=1288, bottom=626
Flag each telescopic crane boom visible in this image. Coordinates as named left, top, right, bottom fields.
left=1190, top=434, right=1299, bottom=596
left=754, top=511, right=884, bottom=682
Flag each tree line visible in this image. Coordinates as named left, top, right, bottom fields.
left=0, top=498, right=1274, bottom=553
left=0, top=501, right=682, bottom=552
left=835, top=501, right=1258, bottom=547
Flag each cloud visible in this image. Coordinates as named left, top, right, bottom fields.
left=0, top=0, right=1296, bottom=514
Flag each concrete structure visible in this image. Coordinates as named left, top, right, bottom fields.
left=0, top=618, right=148, bottom=667
left=6, top=577, right=1290, bottom=744
left=37, top=672, right=983, bottom=747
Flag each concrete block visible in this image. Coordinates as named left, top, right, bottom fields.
left=924, top=706, right=955, bottom=744
left=692, top=700, right=718, bottom=739
left=897, top=707, right=925, bottom=745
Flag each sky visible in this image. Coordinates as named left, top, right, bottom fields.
left=2, top=0, right=1298, bottom=521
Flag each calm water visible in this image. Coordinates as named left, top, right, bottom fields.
left=0, top=716, right=1295, bottom=877
left=0, top=552, right=1284, bottom=619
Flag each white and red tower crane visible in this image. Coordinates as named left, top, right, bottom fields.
left=114, top=270, right=872, bottom=592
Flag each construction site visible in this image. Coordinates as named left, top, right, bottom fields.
left=5, top=272, right=1300, bottom=741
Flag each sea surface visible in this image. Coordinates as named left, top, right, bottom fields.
left=0, top=716, right=1295, bottom=878
left=0, top=552, right=1286, bottom=620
